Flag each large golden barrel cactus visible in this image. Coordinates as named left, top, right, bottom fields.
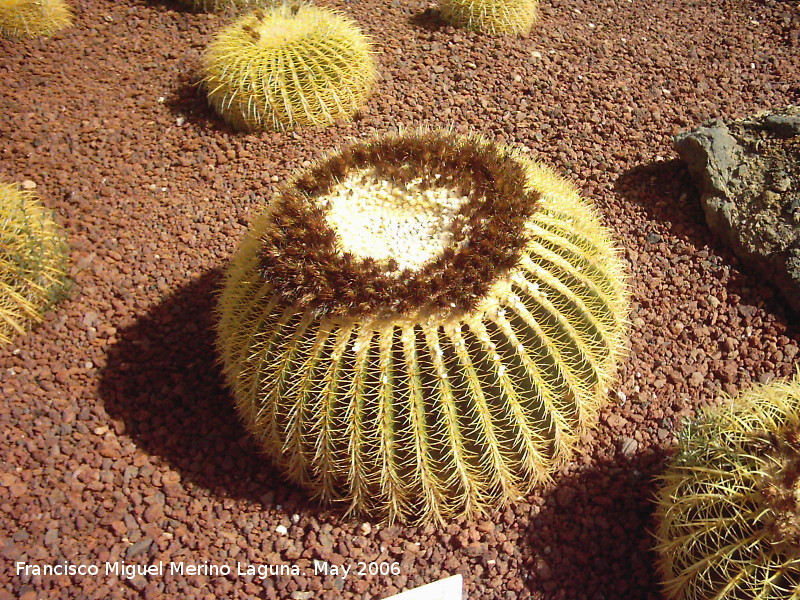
left=438, top=0, right=539, bottom=36
left=202, top=3, right=376, bottom=132
left=0, top=0, right=72, bottom=38
left=1, top=183, right=69, bottom=346
left=217, top=131, right=629, bottom=524
left=654, top=376, right=800, bottom=600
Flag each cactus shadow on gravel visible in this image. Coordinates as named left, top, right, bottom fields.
left=522, top=448, right=668, bottom=600
left=408, top=7, right=446, bottom=32
left=165, top=74, right=238, bottom=135
left=98, top=268, right=309, bottom=510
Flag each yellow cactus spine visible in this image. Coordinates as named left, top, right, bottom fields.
left=217, top=130, right=629, bottom=524
left=438, top=0, right=539, bottom=36
left=654, top=375, right=800, bottom=600
left=201, top=3, right=377, bottom=132
left=0, top=0, right=72, bottom=38
left=0, top=182, right=70, bottom=346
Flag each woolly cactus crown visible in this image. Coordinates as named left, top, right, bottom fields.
left=0, top=0, right=72, bottom=38
left=259, top=131, right=537, bottom=318
left=218, top=130, right=629, bottom=524
left=202, top=3, right=376, bottom=131
left=655, top=375, right=800, bottom=600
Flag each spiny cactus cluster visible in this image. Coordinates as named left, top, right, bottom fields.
left=202, top=3, right=376, bottom=132
left=0, top=183, right=70, bottom=346
left=217, top=130, right=629, bottom=524
left=0, top=0, right=72, bottom=38
left=654, top=376, right=800, bottom=600
left=438, top=0, right=539, bottom=36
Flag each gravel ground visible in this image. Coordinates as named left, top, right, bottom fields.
left=1, top=0, right=798, bottom=598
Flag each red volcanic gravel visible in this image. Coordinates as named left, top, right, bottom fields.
left=1, top=0, right=798, bottom=598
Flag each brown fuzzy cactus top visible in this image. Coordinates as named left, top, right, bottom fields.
left=257, top=130, right=540, bottom=318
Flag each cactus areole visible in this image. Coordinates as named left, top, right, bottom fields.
left=218, top=130, right=628, bottom=524
left=259, top=132, right=538, bottom=318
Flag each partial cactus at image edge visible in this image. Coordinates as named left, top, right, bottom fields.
left=438, top=0, right=539, bottom=36
left=0, top=183, right=70, bottom=346
left=654, top=375, right=800, bottom=600
left=201, top=3, right=377, bottom=132
left=0, top=0, right=72, bottom=38
left=217, top=131, right=629, bottom=524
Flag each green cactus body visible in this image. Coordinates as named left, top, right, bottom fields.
left=217, top=131, right=628, bottom=524
left=438, top=0, right=538, bottom=36
left=0, top=183, right=69, bottom=346
left=202, top=3, right=376, bottom=132
left=0, top=0, right=72, bottom=38
left=655, top=376, right=800, bottom=600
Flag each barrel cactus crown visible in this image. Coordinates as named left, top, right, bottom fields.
left=654, top=376, right=800, bottom=600
left=438, top=0, right=539, bottom=36
left=217, top=130, right=629, bottom=524
left=202, top=3, right=376, bottom=132
left=0, top=183, right=69, bottom=346
left=0, top=0, right=72, bottom=38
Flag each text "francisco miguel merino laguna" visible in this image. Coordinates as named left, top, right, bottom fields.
left=16, top=561, right=301, bottom=580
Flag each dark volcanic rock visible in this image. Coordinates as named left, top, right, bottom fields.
left=675, top=107, right=800, bottom=313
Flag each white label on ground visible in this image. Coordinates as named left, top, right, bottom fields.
left=381, top=574, right=463, bottom=600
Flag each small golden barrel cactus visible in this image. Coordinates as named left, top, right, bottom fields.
left=0, top=0, right=72, bottom=38
left=654, top=376, right=800, bottom=600
left=202, top=3, right=376, bottom=132
left=177, top=0, right=273, bottom=15
left=217, top=130, right=629, bottom=524
left=0, top=183, right=69, bottom=345
left=438, top=0, right=538, bottom=36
